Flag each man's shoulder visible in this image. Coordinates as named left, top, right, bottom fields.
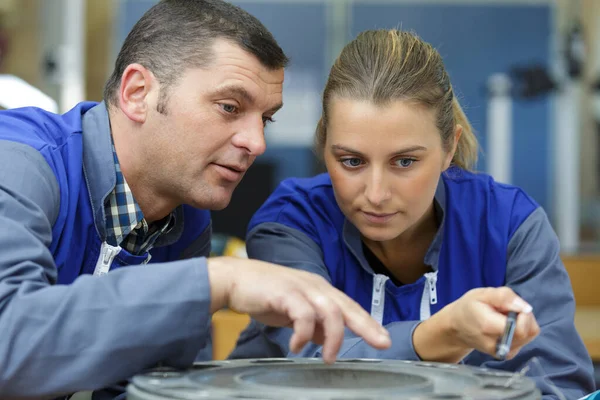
left=0, top=102, right=95, bottom=151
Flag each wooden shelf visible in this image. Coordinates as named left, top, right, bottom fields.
left=575, top=307, right=600, bottom=360
left=212, top=309, right=250, bottom=360
left=564, top=255, right=600, bottom=307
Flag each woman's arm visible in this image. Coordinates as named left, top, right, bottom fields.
left=466, top=207, right=595, bottom=400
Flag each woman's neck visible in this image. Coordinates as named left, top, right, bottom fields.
left=362, top=201, right=439, bottom=284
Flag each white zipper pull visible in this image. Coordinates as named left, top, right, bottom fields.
left=370, top=274, right=388, bottom=324
left=420, top=271, right=439, bottom=320
left=93, top=242, right=122, bottom=276
left=426, top=272, right=438, bottom=305
left=372, top=276, right=385, bottom=306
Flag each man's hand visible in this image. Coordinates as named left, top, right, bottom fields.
left=207, top=256, right=391, bottom=363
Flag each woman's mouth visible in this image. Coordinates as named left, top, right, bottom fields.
left=360, top=211, right=398, bottom=224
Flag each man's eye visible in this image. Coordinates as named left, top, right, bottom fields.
left=262, top=116, right=275, bottom=126
left=221, top=104, right=238, bottom=113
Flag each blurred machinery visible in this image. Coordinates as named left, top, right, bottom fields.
left=0, top=74, right=58, bottom=112
left=0, top=1, right=58, bottom=112
left=0, top=12, right=7, bottom=71
left=486, top=21, right=584, bottom=254
left=40, top=0, right=86, bottom=113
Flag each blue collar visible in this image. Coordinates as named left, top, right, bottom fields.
left=81, top=102, right=116, bottom=239
left=80, top=102, right=185, bottom=247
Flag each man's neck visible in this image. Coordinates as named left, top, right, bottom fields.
left=129, top=182, right=175, bottom=223
left=110, top=114, right=177, bottom=223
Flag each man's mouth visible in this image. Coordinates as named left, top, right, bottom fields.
left=219, top=164, right=246, bottom=173
left=212, top=163, right=247, bottom=182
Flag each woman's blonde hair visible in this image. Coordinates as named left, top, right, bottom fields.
left=315, top=29, right=478, bottom=170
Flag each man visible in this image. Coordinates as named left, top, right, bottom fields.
left=0, top=0, right=390, bottom=398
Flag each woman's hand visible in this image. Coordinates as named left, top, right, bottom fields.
left=414, top=287, right=539, bottom=363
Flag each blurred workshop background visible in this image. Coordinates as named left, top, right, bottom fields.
left=1, top=0, right=600, bottom=386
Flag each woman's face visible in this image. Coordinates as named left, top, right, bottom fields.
left=324, top=98, right=457, bottom=242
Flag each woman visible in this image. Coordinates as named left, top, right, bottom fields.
left=229, top=30, right=595, bottom=399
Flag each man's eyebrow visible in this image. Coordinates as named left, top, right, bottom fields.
left=211, top=85, right=256, bottom=105
left=211, top=85, right=283, bottom=114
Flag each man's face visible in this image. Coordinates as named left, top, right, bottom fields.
left=143, top=39, right=284, bottom=210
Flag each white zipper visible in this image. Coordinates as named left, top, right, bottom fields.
left=93, top=242, right=122, bottom=276
left=419, top=271, right=438, bottom=320
left=370, top=274, right=389, bottom=325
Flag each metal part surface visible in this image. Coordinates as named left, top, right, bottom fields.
left=126, top=358, right=541, bottom=400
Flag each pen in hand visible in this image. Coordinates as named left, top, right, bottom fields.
left=496, top=311, right=518, bottom=360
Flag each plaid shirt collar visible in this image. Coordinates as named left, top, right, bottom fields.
left=104, top=142, right=174, bottom=255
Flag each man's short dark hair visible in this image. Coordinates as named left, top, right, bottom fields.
left=103, top=0, right=288, bottom=109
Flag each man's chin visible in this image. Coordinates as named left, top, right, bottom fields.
left=190, top=192, right=233, bottom=211
left=187, top=183, right=237, bottom=210
left=208, top=198, right=231, bottom=211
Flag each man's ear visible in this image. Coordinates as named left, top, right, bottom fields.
left=443, top=124, right=462, bottom=170
left=117, top=63, right=155, bottom=123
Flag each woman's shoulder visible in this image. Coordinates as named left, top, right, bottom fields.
left=442, top=167, right=540, bottom=235
left=249, top=173, right=344, bottom=232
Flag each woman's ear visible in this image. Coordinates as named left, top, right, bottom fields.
left=443, top=124, right=462, bottom=170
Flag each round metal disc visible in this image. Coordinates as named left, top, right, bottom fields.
left=127, top=358, right=541, bottom=400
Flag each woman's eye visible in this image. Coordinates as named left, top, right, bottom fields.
left=342, top=158, right=363, bottom=168
left=396, top=158, right=414, bottom=168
